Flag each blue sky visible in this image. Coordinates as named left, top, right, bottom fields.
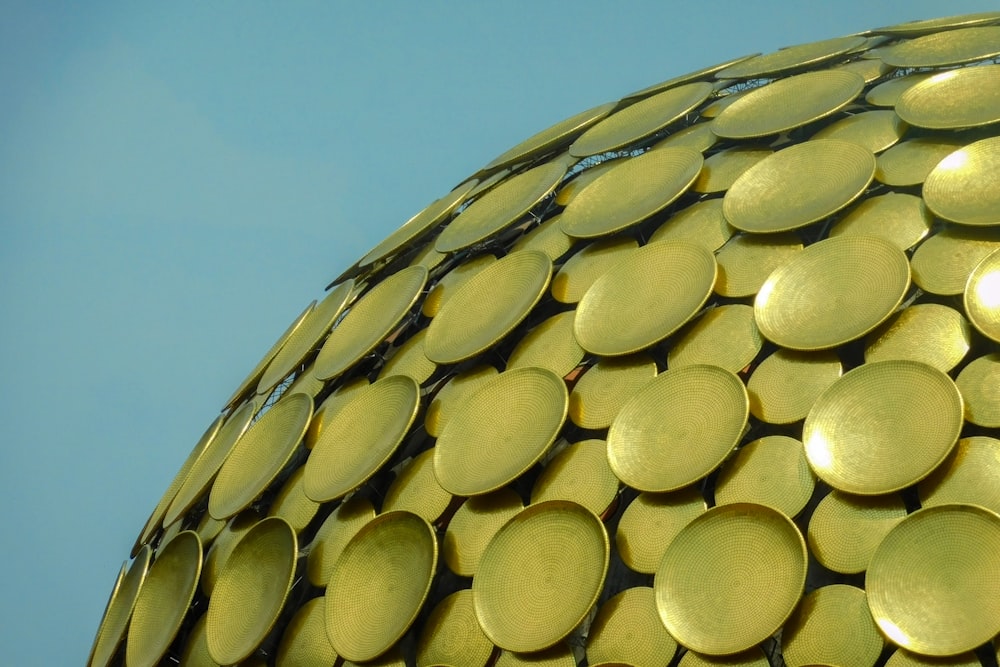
left=2, top=2, right=997, bottom=664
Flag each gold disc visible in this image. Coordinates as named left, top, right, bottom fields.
left=955, top=353, right=1000, bottom=427
left=616, top=487, right=706, bottom=574
left=126, top=532, right=202, bottom=667
left=812, top=109, right=907, bottom=154
left=897, top=65, right=1000, bottom=130
left=496, top=644, right=576, bottom=667
left=875, top=137, right=964, bottom=187
left=867, top=504, right=1000, bottom=656
left=473, top=500, right=609, bottom=652
left=919, top=436, right=1000, bottom=516
left=712, top=70, right=864, bottom=139
left=874, top=11, right=1000, bottom=35
left=416, top=589, right=493, bottom=667
left=877, top=26, right=1000, bottom=67
left=511, top=214, right=574, bottom=260
left=693, top=146, right=771, bottom=194
left=654, top=503, right=807, bottom=656
left=781, top=584, right=884, bottom=667
left=257, top=281, right=354, bottom=394
left=829, top=192, right=931, bottom=251
left=754, top=235, right=910, bottom=351
left=833, top=57, right=894, bottom=84
left=424, top=365, right=498, bottom=438
left=313, top=265, right=427, bottom=380
left=678, top=647, right=769, bottom=667
left=209, top=391, right=313, bottom=520
left=574, top=241, right=716, bottom=356
left=551, top=237, right=638, bottom=304
left=276, top=596, right=337, bottom=667
left=382, top=448, right=452, bottom=524
left=586, top=587, right=678, bottom=667
left=206, top=517, right=297, bottom=665
left=559, top=147, right=704, bottom=239
left=506, top=310, right=585, bottom=378
left=379, top=328, right=436, bottom=385
left=568, top=354, right=657, bottom=430
left=911, top=226, right=1000, bottom=295
left=531, top=439, right=619, bottom=516
left=360, top=181, right=476, bottom=266
left=650, top=121, right=718, bottom=153
left=178, top=613, right=216, bottom=667
left=700, top=88, right=748, bottom=119
left=807, top=490, right=907, bottom=575
left=885, top=649, right=982, bottom=667
left=410, top=239, right=446, bottom=273
left=90, top=547, right=151, bottom=667
left=443, top=488, right=523, bottom=577
left=964, top=248, right=1000, bottom=341
left=925, top=137, right=1000, bottom=226
left=715, top=231, right=803, bottom=298
left=648, top=198, right=734, bottom=252
left=714, top=435, right=815, bottom=519
left=607, top=365, right=748, bottom=492
left=865, top=72, right=935, bottom=108
left=267, top=467, right=320, bottom=534
left=306, top=496, right=374, bottom=588
left=326, top=511, right=437, bottom=662
left=435, top=162, right=566, bottom=253
left=622, top=52, right=759, bottom=100
left=803, top=360, right=963, bottom=495
left=87, top=562, right=126, bottom=667
left=715, top=35, right=866, bottom=79
left=723, top=140, right=875, bottom=234
left=433, top=366, right=567, bottom=496
left=305, top=377, right=369, bottom=449
left=568, top=82, right=714, bottom=157
left=343, top=645, right=406, bottom=667
left=554, top=158, right=621, bottom=207
left=748, top=348, right=842, bottom=425
left=424, top=250, right=552, bottom=364
left=201, top=511, right=260, bottom=596
left=667, top=304, right=763, bottom=373
left=864, top=303, right=971, bottom=373
left=304, top=375, right=419, bottom=502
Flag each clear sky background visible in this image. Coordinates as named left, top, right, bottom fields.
left=2, top=2, right=997, bottom=664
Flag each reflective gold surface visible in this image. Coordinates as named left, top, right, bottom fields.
left=416, top=589, right=493, bottom=667
left=964, top=248, right=1000, bottom=342
left=780, top=584, right=884, bottom=667
left=531, top=439, right=619, bottom=516
left=648, top=198, right=733, bottom=252
left=955, top=353, right=1000, bottom=427
left=305, top=496, right=374, bottom=588
left=911, top=226, right=1000, bottom=295
left=677, top=647, right=770, bottom=667
left=506, top=310, right=585, bottom=378
left=667, top=304, right=762, bottom=373
left=715, top=231, right=803, bottom=298
left=267, top=466, right=320, bottom=534
left=864, top=303, right=971, bottom=372
left=443, top=488, right=523, bottom=577
left=715, top=35, right=866, bottom=79
left=616, top=486, right=706, bottom=574
left=551, top=237, right=637, bottom=304
left=925, top=137, right=1000, bottom=226
left=807, top=490, right=907, bottom=575
left=276, top=596, right=337, bottom=667
left=714, top=435, right=815, bottom=519
left=919, top=436, right=1000, bottom=515
left=812, top=109, right=907, bottom=154
left=424, top=364, right=498, bottom=437
left=829, top=192, right=931, bottom=251
left=875, top=137, right=964, bottom=186
left=747, top=347, right=842, bottom=424
left=568, top=354, right=657, bottom=430
left=586, top=587, right=677, bottom=667
left=897, top=65, right=1000, bottom=129
left=382, top=448, right=453, bottom=523
left=91, top=547, right=150, bottom=667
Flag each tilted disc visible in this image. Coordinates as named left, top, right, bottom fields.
left=648, top=198, right=734, bottom=252
left=876, top=26, right=1000, bottom=68
left=305, top=496, right=374, bottom=588
left=443, top=489, right=523, bottom=577
left=829, top=192, right=931, bottom=251
left=955, top=353, right=1000, bottom=427
left=267, top=467, right=320, bottom=534
left=229, top=299, right=314, bottom=406
left=416, top=589, right=493, bottom=667
left=568, top=354, right=657, bottom=430
left=864, top=303, right=971, bottom=373
left=424, top=365, right=498, bottom=438
left=875, top=137, right=964, bottom=186
left=919, top=436, right=1000, bottom=516
left=807, top=490, right=907, bottom=574
left=896, top=65, right=1000, bottom=130
left=649, top=121, right=717, bottom=153
left=622, top=52, right=759, bottom=100
left=667, top=303, right=762, bottom=374
left=615, top=487, right=706, bottom=575
left=715, top=35, right=866, bottom=79
left=910, top=226, right=1000, bottom=295
left=530, top=439, right=619, bottom=517
left=781, top=585, right=884, bottom=667
left=715, top=232, right=803, bottom=298
left=714, top=435, right=815, bottom=519
left=884, top=649, right=981, bottom=667
left=965, top=247, right=1000, bottom=341
left=381, top=448, right=452, bottom=524
left=811, top=109, right=907, bottom=154
left=747, top=347, right=842, bottom=425
left=925, top=137, right=1000, bottom=226
left=506, top=310, right=585, bottom=378
left=678, top=647, right=770, bottom=666
left=585, top=587, right=678, bottom=667
left=551, top=237, right=638, bottom=304
left=421, top=252, right=496, bottom=318
left=873, top=10, right=1000, bottom=35
left=693, top=146, right=772, bottom=194
left=276, top=597, right=338, bottom=667
left=865, top=72, right=935, bottom=108
left=511, top=213, right=574, bottom=260
left=378, top=328, right=436, bottom=385
left=833, top=57, right=894, bottom=84
left=90, top=547, right=151, bottom=667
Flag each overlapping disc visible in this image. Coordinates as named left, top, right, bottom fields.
left=747, top=348, right=842, bottom=424
left=875, top=137, right=964, bottom=186
left=910, top=226, right=1000, bottom=295
left=568, top=354, right=657, bottom=430
left=919, top=436, right=1000, bottom=515
left=276, top=597, right=337, bottom=666
left=955, top=353, right=1000, bottom=427
left=807, top=490, right=908, bottom=575
left=812, top=109, right=907, bottom=154
left=693, top=146, right=771, bottom=194
left=531, top=439, right=619, bottom=516
left=877, top=26, right=1000, bottom=67
left=90, top=547, right=151, bottom=667
left=667, top=304, right=762, bottom=373
left=648, top=198, right=733, bottom=252
left=585, top=587, right=678, bottom=667
left=865, top=72, right=935, bottom=108
left=378, top=328, right=436, bottom=384
left=382, top=448, right=452, bottom=523
left=506, top=310, right=585, bottom=378
left=780, top=584, right=884, bottom=667
left=416, top=589, right=493, bottom=667
left=715, top=35, right=865, bottom=79
left=267, top=466, right=320, bottom=533
left=924, top=137, right=1000, bottom=226
left=714, top=435, right=815, bottom=519
left=306, top=496, right=375, bottom=587
left=616, top=486, right=707, bottom=574
left=424, top=365, right=498, bottom=438
left=897, top=65, right=1000, bottom=129
left=864, top=303, right=971, bottom=372
left=715, top=231, right=803, bottom=298
left=443, top=489, right=523, bottom=577
left=829, top=192, right=931, bottom=251
left=964, top=248, right=1000, bottom=342
left=551, top=237, right=638, bottom=304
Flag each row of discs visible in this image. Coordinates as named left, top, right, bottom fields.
left=93, top=9, right=1000, bottom=667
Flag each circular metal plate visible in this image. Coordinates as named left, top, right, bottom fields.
left=229, top=299, right=314, bottom=406
left=200, top=511, right=259, bottom=597
left=648, top=198, right=734, bottom=252
left=693, top=146, right=771, bottom=194
left=911, top=226, right=1000, bottom=295
left=714, top=435, right=815, bottom=519
left=781, top=584, right=884, bottom=667
left=829, top=192, right=931, bottom=251
left=747, top=348, right=842, bottom=425
left=864, top=303, right=971, bottom=372
left=807, top=490, right=908, bottom=574
left=531, top=439, right=619, bottom=516
left=616, top=487, right=706, bottom=574
left=473, top=500, right=609, bottom=652
left=90, top=547, right=151, bottom=667
left=919, top=436, right=1000, bottom=516
left=715, top=231, right=803, bottom=298
left=416, top=589, right=493, bottom=667
left=305, top=496, right=374, bottom=588
left=897, top=65, right=1000, bottom=129
left=965, top=248, right=1000, bottom=342
left=267, top=467, right=320, bottom=534
left=622, top=52, right=759, bottom=100
left=877, top=26, right=1000, bottom=68
left=715, top=35, right=866, bottom=79
left=506, top=310, right=585, bottom=378
left=511, top=213, right=574, bottom=260
left=885, top=649, right=981, bottom=667
left=424, top=365, right=498, bottom=438
left=586, top=587, right=678, bottom=667
left=812, top=109, right=907, bottom=154
left=925, top=137, right=1000, bottom=226
left=568, top=354, right=657, bottom=430
left=276, top=597, right=337, bottom=667
left=875, top=137, right=964, bottom=186
left=955, top=353, right=1000, bottom=427
left=443, top=489, right=523, bottom=577
left=865, top=72, right=935, bottom=108
left=379, top=328, right=436, bottom=384
left=423, top=253, right=497, bottom=318
left=382, top=448, right=452, bottom=524
left=650, top=121, right=717, bottom=153
left=667, top=304, right=762, bottom=373
left=551, top=237, right=638, bottom=304
left=678, top=647, right=770, bottom=666
left=874, top=11, right=1000, bottom=35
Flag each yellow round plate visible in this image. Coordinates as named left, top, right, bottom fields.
left=654, top=503, right=807, bottom=655
left=897, top=65, right=1000, bottom=130
left=864, top=303, right=971, bottom=373
left=723, top=140, right=875, bottom=234
left=715, top=231, right=803, bottom=298
left=200, top=511, right=260, bottom=596
left=416, top=589, right=493, bottom=667
left=867, top=504, right=1000, bottom=656
left=304, top=374, right=419, bottom=502
left=257, top=281, right=354, bottom=394
left=877, top=26, right=1000, bottom=67
left=382, top=448, right=452, bottom=523
left=803, top=359, right=963, bottom=495
left=511, top=213, right=574, bottom=260
left=305, top=377, right=369, bottom=449
left=313, top=265, right=427, bottom=380
left=360, top=181, right=476, bottom=266
left=781, top=584, right=884, bottom=667
left=607, top=365, right=748, bottom=492
left=830, top=192, right=931, bottom=251
left=747, top=347, right=842, bottom=425
left=911, top=226, right=1000, bottom=295
left=616, top=486, right=706, bottom=574
left=267, top=467, right=320, bottom=534
left=506, top=310, right=585, bottom=378
left=90, top=547, right=151, bottom=667
left=378, top=328, right=436, bottom=385
left=342, top=644, right=406, bottom=667
left=126, top=532, right=202, bottom=667
left=305, top=496, right=374, bottom=588
left=648, top=198, right=734, bottom=252
left=812, top=109, right=907, bottom=154
left=833, top=57, right=894, bottom=84
left=875, top=137, right=964, bottom=187
left=568, top=354, right=656, bottom=430
left=560, top=147, right=704, bottom=239
left=874, top=11, right=1000, bottom=35
left=575, top=241, right=716, bottom=356
left=209, top=391, right=313, bottom=519
left=955, top=353, right=1000, bottom=427
left=326, top=511, right=437, bottom=662
left=409, top=239, right=446, bottom=273
left=925, top=137, right=1000, bottom=226
left=807, top=490, right=907, bottom=575
left=473, top=500, right=609, bottom=652
left=424, top=250, right=552, bottom=364
left=276, top=596, right=337, bottom=667
left=712, top=70, right=864, bottom=139
left=87, top=562, right=126, bottom=667
left=443, top=488, right=523, bottom=577
left=966, top=248, right=1000, bottom=342
left=667, top=304, right=762, bottom=373
left=433, top=366, right=567, bottom=496
left=554, top=158, right=621, bottom=207
left=568, top=82, right=713, bottom=157
left=693, top=146, right=772, bottom=194
left=755, top=235, right=909, bottom=350
left=622, top=52, right=758, bottom=100
left=551, top=237, right=638, bottom=304
left=865, top=72, right=935, bottom=108
left=678, top=646, right=770, bottom=666
left=650, top=121, right=718, bottom=153
left=531, top=439, right=619, bottom=516
left=715, top=35, right=866, bottom=79
left=435, top=161, right=566, bottom=253
left=496, top=644, right=576, bottom=667
left=586, top=587, right=678, bottom=667
left=885, top=648, right=982, bottom=667
left=919, top=436, right=1000, bottom=516
left=714, top=435, right=815, bottom=519
left=424, top=365, right=498, bottom=438
left=206, top=517, right=297, bottom=665
left=700, top=88, right=748, bottom=119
